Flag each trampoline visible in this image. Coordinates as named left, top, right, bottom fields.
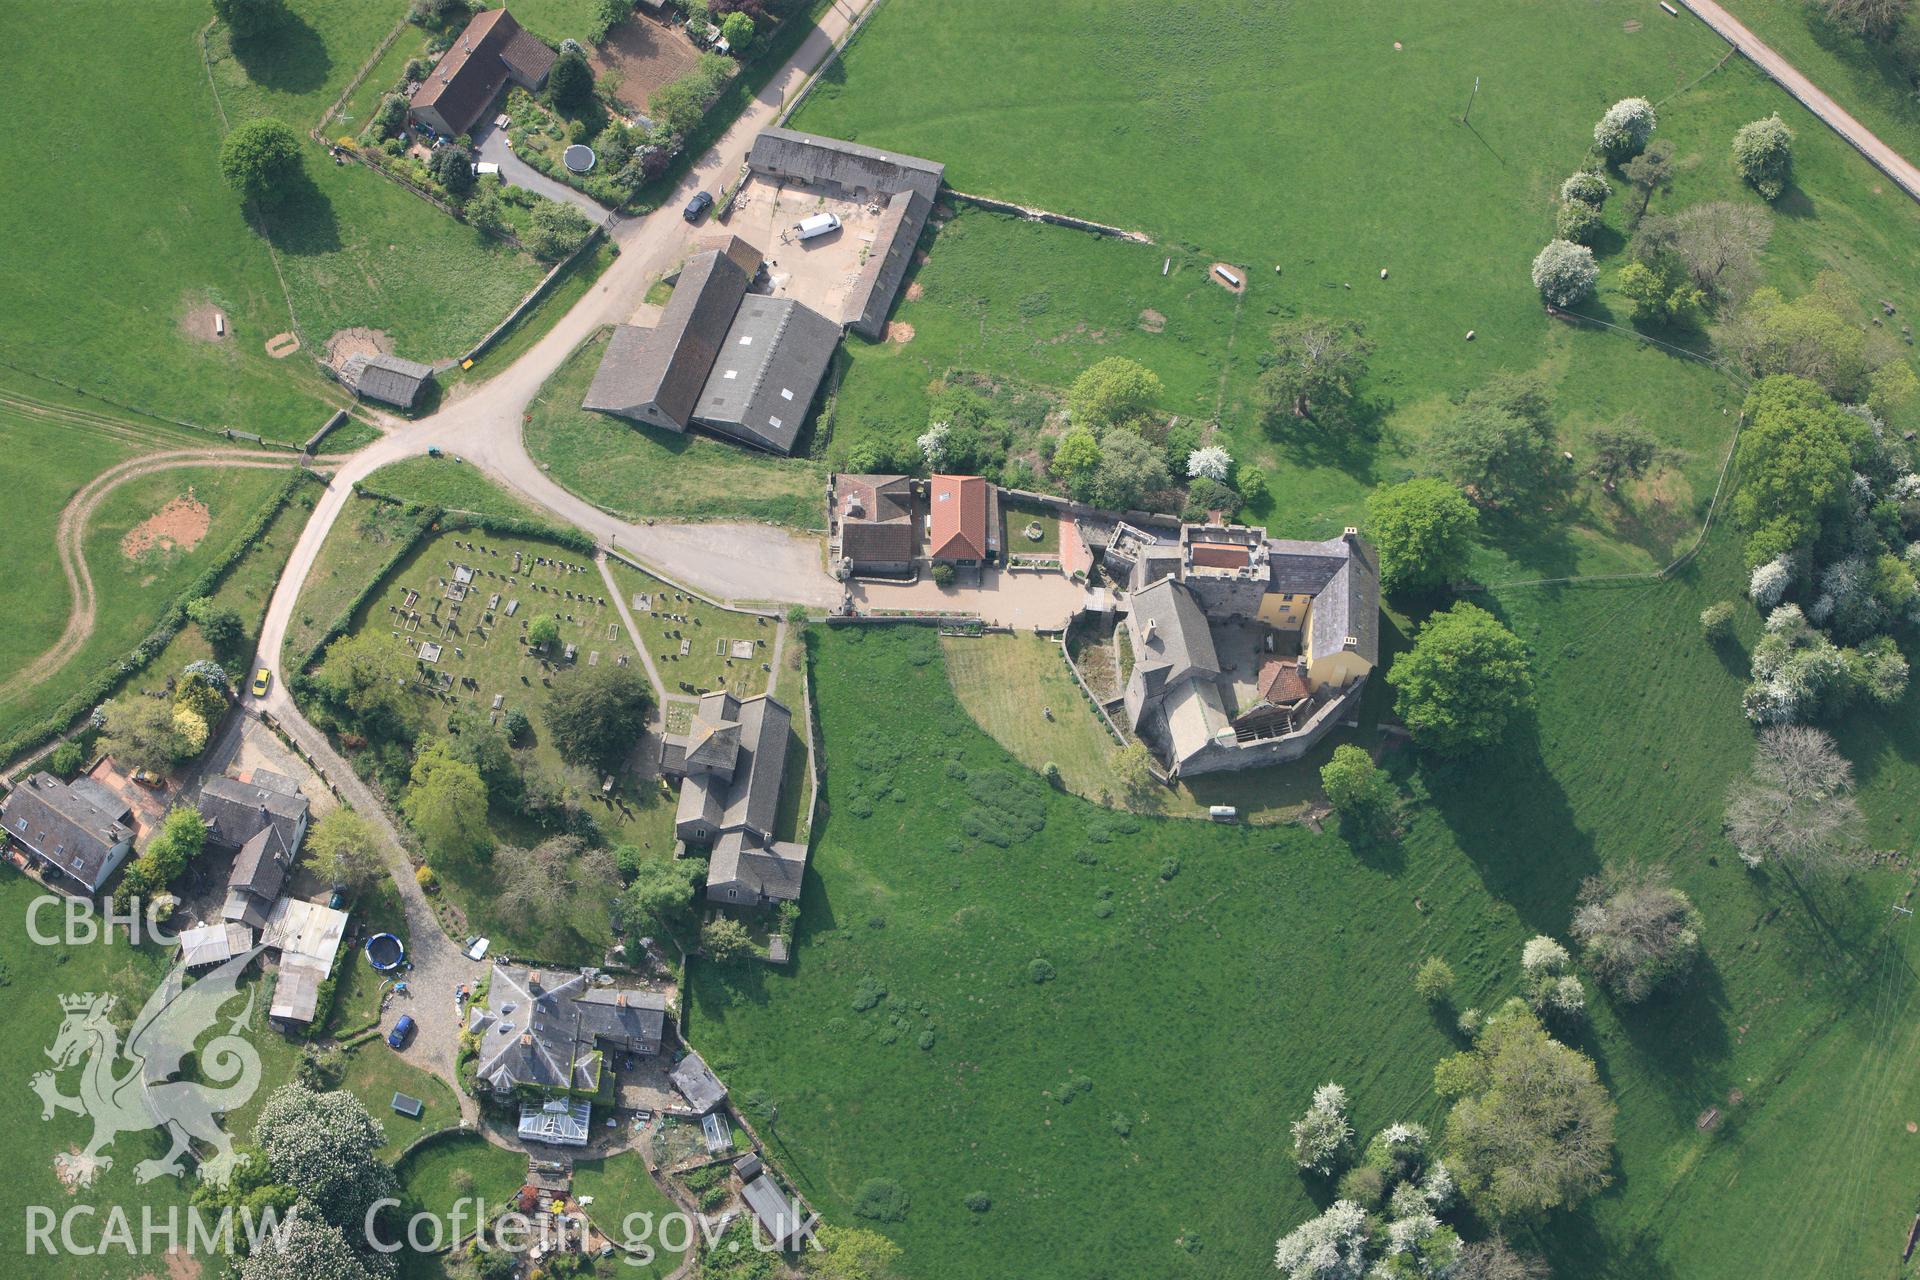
left=563, top=144, right=596, bottom=174
left=365, top=933, right=406, bottom=971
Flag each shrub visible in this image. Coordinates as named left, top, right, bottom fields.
left=49, top=740, right=85, bottom=777
left=720, top=10, right=754, bottom=50
left=1560, top=171, right=1610, bottom=206
left=1027, top=958, right=1056, bottom=984
left=1594, top=97, right=1656, bottom=159
left=1554, top=201, right=1604, bottom=246
left=1414, top=957, right=1456, bottom=1004
left=1320, top=744, right=1398, bottom=841
left=1290, top=1082, right=1354, bottom=1175
left=1335, top=1166, right=1384, bottom=1209
left=931, top=563, right=956, bottom=588
left=1530, top=239, right=1598, bottom=307
left=415, top=865, right=437, bottom=889
left=964, top=1192, right=991, bottom=1213
left=1750, top=555, right=1792, bottom=608
left=1700, top=600, right=1736, bottom=642
left=852, top=1179, right=910, bottom=1222
left=1186, top=445, right=1232, bottom=481
left=1455, top=1007, right=1485, bottom=1039
left=1732, top=114, right=1795, bottom=200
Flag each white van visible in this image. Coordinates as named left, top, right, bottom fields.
left=795, top=212, right=842, bottom=241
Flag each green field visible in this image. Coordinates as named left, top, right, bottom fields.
left=0, top=452, right=293, bottom=750
left=524, top=331, right=827, bottom=528
left=283, top=493, right=434, bottom=670
left=687, top=556, right=1920, bottom=1279
left=800, top=0, right=1920, bottom=581
left=361, top=457, right=544, bottom=519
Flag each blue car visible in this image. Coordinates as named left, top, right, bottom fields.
left=387, top=1014, right=416, bottom=1050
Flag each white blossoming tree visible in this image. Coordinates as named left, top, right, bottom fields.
left=1291, top=1082, right=1355, bottom=1175
left=1749, top=555, right=1791, bottom=608
left=1530, top=240, right=1597, bottom=307
left=1274, top=1199, right=1371, bottom=1280
left=1520, top=936, right=1570, bottom=976
left=1594, top=97, right=1657, bottom=159
left=1187, top=445, right=1233, bottom=482
left=918, top=423, right=951, bottom=471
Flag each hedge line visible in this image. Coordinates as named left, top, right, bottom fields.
left=0, top=468, right=315, bottom=769
left=294, top=490, right=599, bottom=678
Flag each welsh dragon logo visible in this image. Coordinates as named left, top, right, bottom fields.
left=31, top=946, right=266, bottom=1186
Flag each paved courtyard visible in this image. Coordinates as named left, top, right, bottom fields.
left=853, top=568, right=1088, bottom=630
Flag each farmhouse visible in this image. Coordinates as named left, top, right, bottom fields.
left=928, top=474, right=999, bottom=566
left=0, top=772, right=135, bottom=895
left=338, top=353, right=435, bottom=411
left=660, top=692, right=806, bottom=908
left=829, top=473, right=915, bottom=576
left=744, top=127, right=943, bottom=339
left=197, top=771, right=309, bottom=930
left=1118, top=524, right=1379, bottom=776
left=470, top=964, right=668, bottom=1098
left=407, top=7, right=557, bottom=140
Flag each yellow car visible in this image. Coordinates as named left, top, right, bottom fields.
left=251, top=667, right=272, bottom=697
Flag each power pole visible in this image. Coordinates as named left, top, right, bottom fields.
left=1461, top=76, right=1480, bottom=126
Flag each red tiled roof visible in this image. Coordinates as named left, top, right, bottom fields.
left=1190, top=541, right=1252, bottom=570
left=1257, top=659, right=1310, bottom=705
left=928, top=475, right=988, bottom=560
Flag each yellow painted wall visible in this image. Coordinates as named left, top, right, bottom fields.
left=1258, top=591, right=1306, bottom=630
left=1306, top=649, right=1372, bottom=690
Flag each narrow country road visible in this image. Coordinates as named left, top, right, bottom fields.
left=1677, top=0, right=1920, bottom=202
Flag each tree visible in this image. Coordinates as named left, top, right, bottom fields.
left=1065, top=357, right=1162, bottom=431
left=1732, top=375, right=1855, bottom=564
left=1051, top=426, right=1102, bottom=489
left=810, top=1224, right=903, bottom=1280
left=1320, top=744, right=1399, bottom=842
left=1616, top=257, right=1704, bottom=327
left=316, top=631, right=422, bottom=739
left=172, top=704, right=210, bottom=757
left=1636, top=201, right=1772, bottom=304
left=1430, top=376, right=1559, bottom=509
left=466, top=186, right=509, bottom=236
left=1415, top=957, right=1456, bottom=1004
left=236, top=1203, right=375, bottom=1280
left=1554, top=201, right=1603, bottom=246
left=1387, top=604, right=1534, bottom=757
left=587, top=0, right=632, bottom=41
left=49, top=740, right=85, bottom=777
left=428, top=142, right=475, bottom=197
left=1441, top=1002, right=1616, bottom=1219
left=306, top=808, right=383, bottom=893
left=1089, top=427, right=1170, bottom=510
left=525, top=201, right=594, bottom=261
left=1290, top=1082, right=1355, bottom=1175
left=219, top=118, right=304, bottom=206
left=1586, top=420, right=1658, bottom=488
left=1453, top=1237, right=1549, bottom=1280
left=1819, top=0, right=1910, bottom=38
left=188, top=598, right=246, bottom=657
left=1732, top=114, right=1795, bottom=200
left=545, top=661, right=653, bottom=770
left=1729, top=283, right=1873, bottom=400
left=402, top=741, right=490, bottom=866
left=494, top=836, right=604, bottom=935
left=102, top=697, right=189, bottom=773
left=701, top=916, right=753, bottom=965
left=613, top=856, right=704, bottom=942
left=1529, top=240, right=1597, bottom=307
left=548, top=47, right=595, bottom=114
left=1700, top=600, right=1737, bottom=642
left=1619, top=138, right=1675, bottom=218
left=930, top=562, right=956, bottom=588
left=1273, top=1200, right=1370, bottom=1280
left=1108, top=741, right=1156, bottom=801
left=253, top=1083, right=395, bottom=1233
left=1257, top=316, right=1374, bottom=430
left=1186, top=445, right=1232, bottom=481
left=1365, top=478, right=1477, bottom=593
left=528, top=614, right=561, bottom=650
left=720, top=10, right=755, bottom=49
left=213, top=0, right=286, bottom=41
left=1724, top=724, right=1865, bottom=875
left=1560, top=171, right=1610, bottom=207
left=1571, top=862, right=1703, bottom=1002
left=1593, top=97, right=1656, bottom=160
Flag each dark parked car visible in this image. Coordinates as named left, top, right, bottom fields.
left=683, top=190, right=714, bottom=223
left=387, top=1014, right=417, bottom=1050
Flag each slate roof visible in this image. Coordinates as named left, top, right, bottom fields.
left=1161, top=678, right=1232, bottom=768
left=221, top=825, right=291, bottom=930
left=340, top=354, right=434, bottom=409
left=692, top=295, right=839, bottom=454
left=844, top=187, right=931, bottom=339
left=1129, top=578, right=1220, bottom=683
left=707, top=830, right=807, bottom=903
left=1265, top=539, right=1351, bottom=595
left=476, top=966, right=667, bottom=1095
left=683, top=714, right=741, bottom=776
left=746, top=127, right=945, bottom=203
left=582, top=249, right=757, bottom=429
left=670, top=1051, right=727, bottom=1114
left=1, top=772, right=133, bottom=891
left=928, top=475, right=990, bottom=561
left=198, top=775, right=308, bottom=854
left=739, top=1174, right=806, bottom=1247
left=837, top=474, right=914, bottom=565
left=409, top=8, right=555, bottom=139
left=676, top=694, right=790, bottom=843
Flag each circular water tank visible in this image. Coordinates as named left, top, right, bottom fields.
left=563, top=144, right=596, bottom=174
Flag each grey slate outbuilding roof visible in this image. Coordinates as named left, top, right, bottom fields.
left=340, top=354, right=434, bottom=409
left=707, top=830, right=807, bottom=904
left=692, top=295, right=840, bottom=453
left=2, top=772, right=134, bottom=892
left=670, top=1051, right=727, bottom=1114
left=675, top=693, right=791, bottom=843
left=844, top=187, right=932, bottom=339
left=583, top=249, right=756, bottom=430
left=222, top=825, right=292, bottom=930
left=1129, top=578, right=1221, bottom=686
left=746, top=127, right=944, bottom=202
left=1267, top=532, right=1381, bottom=668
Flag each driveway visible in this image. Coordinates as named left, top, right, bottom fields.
left=473, top=123, right=613, bottom=224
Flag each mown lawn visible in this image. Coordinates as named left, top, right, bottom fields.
left=689, top=565, right=1920, bottom=1279
left=0, top=456, right=293, bottom=748
left=361, top=457, right=544, bottom=519
left=393, top=1131, right=527, bottom=1221
left=802, top=0, right=1920, bottom=581
left=572, top=1153, right=691, bottom=1276
left=282, top=493, right=435, bottom=670
left=0, top=2, right=339, bottom=441
left=524, top=330, right=827, bottom=528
